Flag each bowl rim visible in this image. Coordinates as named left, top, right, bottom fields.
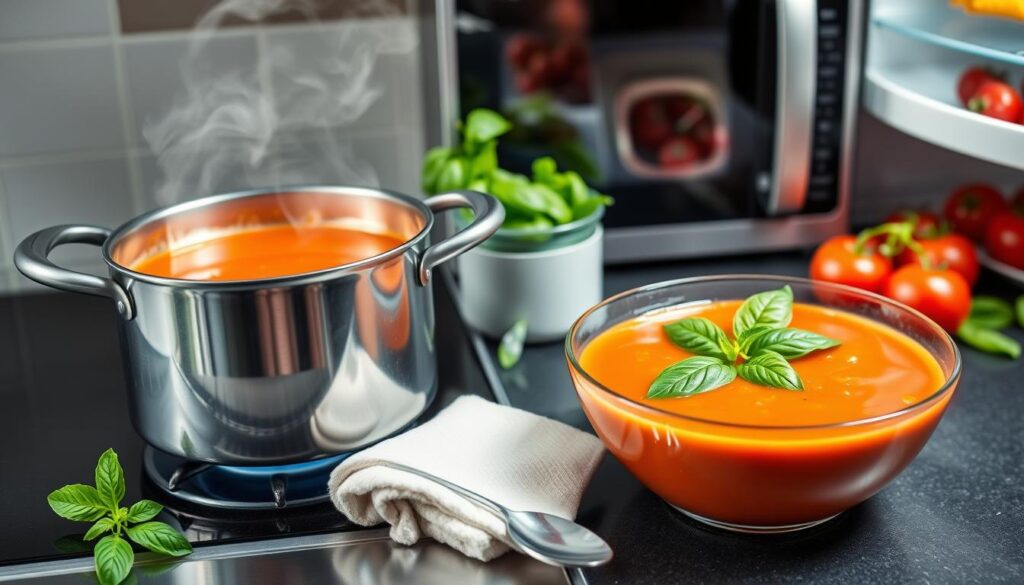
left=565, top=274, right=962, bottom=431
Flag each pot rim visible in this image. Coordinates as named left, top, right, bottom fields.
left=101, top=185, right=435, bottom=290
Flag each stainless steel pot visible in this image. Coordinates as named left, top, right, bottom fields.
left=14, top=186, right=503, bottom=465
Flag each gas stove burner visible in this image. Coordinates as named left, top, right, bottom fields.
left=144, top=447, right=350, bottom=510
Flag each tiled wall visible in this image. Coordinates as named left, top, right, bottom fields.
left=0, top=0, right=426, bottom=292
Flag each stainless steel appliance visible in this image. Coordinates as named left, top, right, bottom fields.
left=13, top=187, right=502, bottom=465
left=447, top=0, right=864, bottom=261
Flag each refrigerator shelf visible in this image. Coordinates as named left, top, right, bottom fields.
left=863, top=64, right=1024, bottom=171
left=872, top=12, right=1024, bottom=68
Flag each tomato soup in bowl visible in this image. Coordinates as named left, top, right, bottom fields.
left=566, top=275, right=960, bottom=533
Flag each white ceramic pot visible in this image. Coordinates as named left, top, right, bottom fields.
left=459, top=225, right=603, bottom=343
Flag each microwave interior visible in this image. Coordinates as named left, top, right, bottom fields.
left=454, top=0, right=850, bottom=228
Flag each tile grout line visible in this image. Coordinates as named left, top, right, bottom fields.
left=0, top=169, right=17, bottom=292
left=254, top=26, right=280, bottom=186
left=105, top=0, right=147, bottom=215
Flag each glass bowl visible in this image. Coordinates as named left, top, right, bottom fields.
left=565, top=275, right=961, bottom=534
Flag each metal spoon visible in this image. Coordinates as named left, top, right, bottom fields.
left=382, top=462, right=613, bottom=568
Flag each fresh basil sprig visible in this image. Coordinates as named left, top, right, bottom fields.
left=47, top=449, right=192, bottom=585
left=647, top=286, right=840, bottom=398
left=421, top=108, right=612, bottom=228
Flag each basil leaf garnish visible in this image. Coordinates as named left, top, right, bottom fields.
left=647, top=357, right=737, bottom=399
left=744, top=328, right=840, bottom=359
left=94, top=449, right=125, bottom=510
left=968, top=296, right=1014, bottom=330
left=94, top=535, right=133, bottom=585
left=125, top=522, right=194, bottom=557
left=733, top=285, right=793, bottom=339
left=1017, top=295, right=1024, bottom=329
left=648, top=286, right=838, bottom=397
left=46, top=485, right=109, bottom=522
left=737, top=350, right=804, bottom=391
left=663, top=317, right=734, bottom=360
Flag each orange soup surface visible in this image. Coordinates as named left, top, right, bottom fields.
left=131, top=224, right=407, bottom=281
left=580, top=300, right=945, bottom=426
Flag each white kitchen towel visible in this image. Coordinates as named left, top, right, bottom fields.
left=328, top=395, right=605, bottom=562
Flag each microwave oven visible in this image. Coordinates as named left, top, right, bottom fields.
left=442, top=0, right=865, bottom=261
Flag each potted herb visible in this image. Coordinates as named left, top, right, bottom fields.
left=422, top=109, right=611, bottom=350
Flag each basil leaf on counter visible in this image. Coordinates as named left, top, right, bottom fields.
left=968, top=296, right=1014, bottom=330
left=126, top=500, right=164, bottom=524
left=498, top=319, right=528, bottom=370
left=737, top=350, right=804, bottom=391
left=1017, top=295, right=1024, bottom=329
left=958, top=321, right=1021, bottom=359
left=94, top=535, right=133, bottom=585
left=47, top=485, right=110, bottom=521
left=83, top=518, right=115, bottom=542
left=733, top=285, right=793, bottom=339
left=647, top=357, right=737, bottom=399
left=125, top=522, right=193, bottom=557
left=95, top=449, right=125, bottom=510
left=744, top=328, right=840, bottom=359
left=663, top=318, right=734, bottom=361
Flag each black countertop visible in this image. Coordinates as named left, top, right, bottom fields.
left=474, top=252, right=1024, bottom=584
left=3, top=251, right=1022, bottom=584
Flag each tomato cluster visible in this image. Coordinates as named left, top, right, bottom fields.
left=944, top=183, right=1024, bottom=270
left=958, top=66, right=1024, bottom=125
left=811, top=217, right=975, bottom=332
left=810, top=182, right=1024, bottom=333
left=506, top=35, right=591, bottom=104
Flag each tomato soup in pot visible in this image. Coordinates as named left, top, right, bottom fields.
left=130, top=224, right=408, bottom=281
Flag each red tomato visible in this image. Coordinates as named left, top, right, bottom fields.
left=810, top=235, right=893, bottom=294
left=957, top=66, right=1001, bottom=106
left=657, top=136, right=701, bottom=169
left=897, top=234, right=979, bottom=286
left=943, top=183, right=1008, bottom=240
left=884, top=265, right=971, bottom=332
left=1012, top=186, right=1024, bottom=213
left=967, top=80, right=1023, bottom=123
left=630, top=98, right=671, bottom=150
left=506, top=36, right=539, bottom=69
left=984, top=211, right=1024, bottom=270
left=884, top=210, right=943, bottom=239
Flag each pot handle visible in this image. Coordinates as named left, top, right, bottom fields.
left=14, top=225, right=134, bottom=320
left=419, top=190, right=504, bottom=286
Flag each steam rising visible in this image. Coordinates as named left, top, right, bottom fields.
left=143, top=0, right=416, bottom=206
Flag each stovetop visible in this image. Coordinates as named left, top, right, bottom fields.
left=0, top=279, right=492, bottom=566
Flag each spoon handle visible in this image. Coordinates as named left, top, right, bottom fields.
left=378, top=462, right=506, bottom=517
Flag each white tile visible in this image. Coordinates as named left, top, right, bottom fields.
left=0, top=157, right=134, bottom=269
left=0, top=45, right=123, bottom=157
left=0, top=0, right=110, bottom=42
left=122, top=34, right=261, bottom=149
